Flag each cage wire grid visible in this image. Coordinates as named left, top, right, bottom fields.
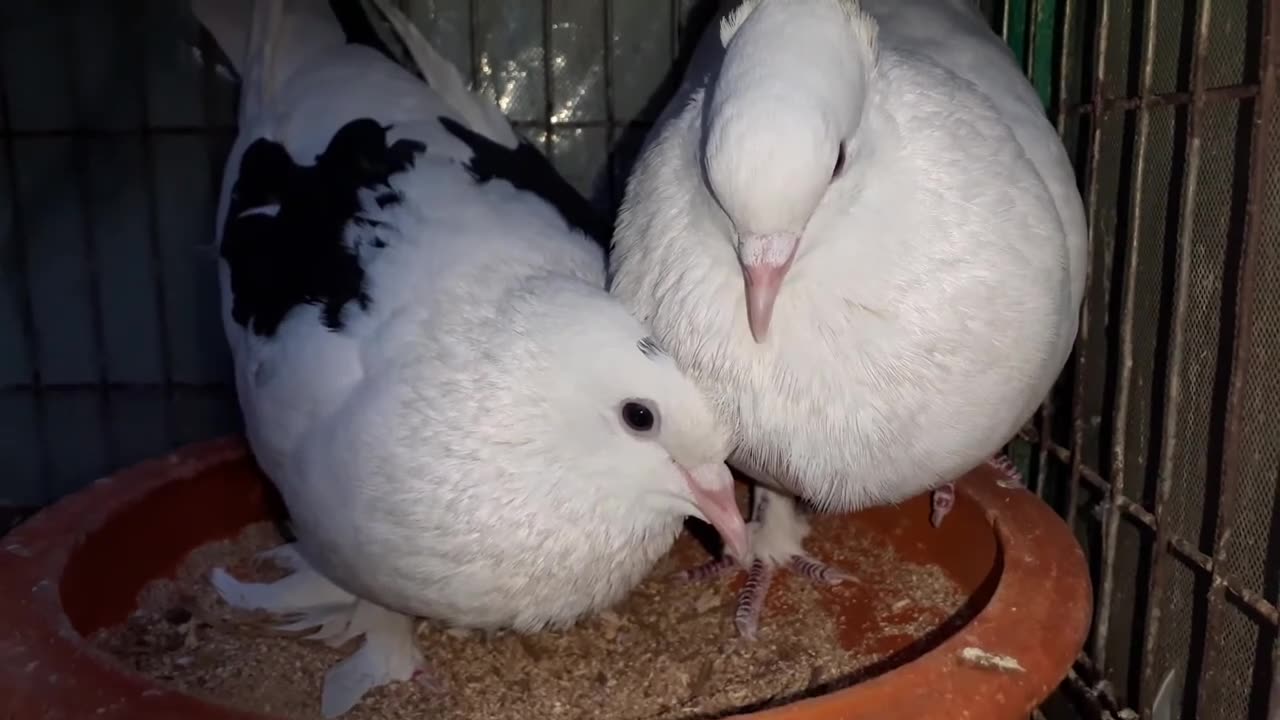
left=1019, top=0, right=1279, bottom=717
left=0, top=1, right=1277, bottom=719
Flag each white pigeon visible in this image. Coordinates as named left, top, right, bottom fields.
left=609, top=0, right=1087, bottom=638
left=190, top=0, right=748, bottom=715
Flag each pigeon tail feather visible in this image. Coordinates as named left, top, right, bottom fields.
left=190, top=0, right=347, bottom=124
left=210, top=544, right=425, bottom=717
left=364, top=0, right=519, bottom=148
left=320, top=601, right=424, bottom=718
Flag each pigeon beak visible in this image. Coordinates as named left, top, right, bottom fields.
left=682, top=463, right=749, bottom=561
left=740, top=232, right=799, bottom=343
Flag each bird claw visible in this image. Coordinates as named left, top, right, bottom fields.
left=930, top=483, right=955, bottom=528
left=733, top=559, right=773, bottom=640
left=682, top=553, right=847, bottom=639
left=931, top=454, right=1026, bottom=528
left=732, top=554, right=848, bottom=639
left=987, top=454, right=1026, bottom=488
left=678, top=556, right=739, bottom=583
left=788, top=554, right=849, bottom=584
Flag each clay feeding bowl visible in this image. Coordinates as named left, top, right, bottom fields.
left=0, top=437, right=1091, bottom=719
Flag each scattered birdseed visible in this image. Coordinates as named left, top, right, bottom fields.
left=92, top=518, right=974, bottom=720
left=957, top=647, right=1025, bottom=673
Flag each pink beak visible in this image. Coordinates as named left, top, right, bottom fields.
left=740, top=233, right=799, bottom=343
left=682, top=463, right=749, bottom=561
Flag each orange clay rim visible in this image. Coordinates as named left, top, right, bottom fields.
left=735, top=462, right=1093, bottom=720
left=0, top=438, right=1092, bottom=720
left=0, top=437, right=273, bottom=720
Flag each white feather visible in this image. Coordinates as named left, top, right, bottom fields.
left=365, top=0, right=518, bottom=148
left=611, top=0, right=1085, bottom=525
left=192, top=0, right=739, bottom=713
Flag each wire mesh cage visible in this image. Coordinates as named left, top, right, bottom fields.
left=0, top=0, right=1275, bottom=718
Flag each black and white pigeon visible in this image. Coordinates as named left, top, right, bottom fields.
left=190, top=0, right=748, bottom=714
left=609, top=0, right=1086, bottom=638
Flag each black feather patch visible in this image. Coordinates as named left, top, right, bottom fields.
left=438, top=116, right=611, bottom=248
left=221, top=118, right=426, bottom=337
left=329, top=0, right=387, bottom=55
left=637, top=336, right=665, bottom=359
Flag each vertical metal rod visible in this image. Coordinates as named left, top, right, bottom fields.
left=541, top=0, right=553, bottom=152
left=1030, top=0, right=1059, bottom=110
left=1071, top=0, right=1112, bottom=535
left=134, top=5, right=177, bottom=450
left=602, top=0, right=617, bottom=204
left=1021, top=0, right=1039, bottom=76
left=1129, top=0, right=1182, bottom=707
left=61, top=10, right=118, bottom=474
left=1055, top=0, right=1078, bottom=141
left=195, top=22, right=233, bottom=442
left=1269, top=641, right=1280, bottom=720
left=1035, top=399, right=1052, bottom=498
left=670, top=0, right=682, bottom=63
left=1020, top=2, right=1056, bottom=515
left=1147, top=0, right=1213, bottom=709
left=1078, top=0, right=1112, bottom=666
left=467, top=0, right=480, bottom=90
left=1037, top=0, right=1080, bottom=503
left=1194, top=0, right=1276, bottom=713
left=1097, top=0, right=1159, bottom=697
left=197, top=32, right=224, bottom=230
left=0, top=33, right=54, bottom=500
left=1002, top=0, right=1015, bottom=45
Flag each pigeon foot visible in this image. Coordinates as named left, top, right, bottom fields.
left=930, top=483, right=956, bottom=527
left=679, top=487, right=848, bottom=639
left=930, top=453, right=1027, bottom=528
left=987, top=453, right=1026, bottom=488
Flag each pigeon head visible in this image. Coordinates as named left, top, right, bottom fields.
left=493, top=278, right=748, bottom=560
left=702, top=0, right=878, bottom=342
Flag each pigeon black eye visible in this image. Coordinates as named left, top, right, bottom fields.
left=620, top=400, right=659, bottom=435
left=832, top=142, right=847, bottom=180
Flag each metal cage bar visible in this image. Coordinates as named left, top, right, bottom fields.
left=1152, top=0, right=1216, bottom=711
left=1087, top=0, right=1138, bottom=668
left=601, top=0, right=617, bottom=204
left=0, top=37, right=53, bottom=501
left=1, top=1, right=1276, bottom=717
left=1037, top=0, right=1078, bottom=510
left=133, top=19, right=179, bottom=453
left=197, top=31, right=227, bottom=229
left=1027, top=0, right=1057, bottom=109
left=1076, top=0, right=1113, bottom=645
left=60, top=16, right=119, bottom=476
left=1070, top=82, right=1261, bottom=114
left=1129, top=0, right=1182, bottom=690
left=1271, top=646, right=1280, bottom=720
left=1022, top=0, right=1279, bottom=714
left=0, top=125, right=237, bottom=138
left=1194, top=0, right=1279, bottom=713
left=541, top=0, right=553, bottom=158
left=1022, top=426, right=1280, bottom=626
left=1100, top=0, right=1159, bottom=701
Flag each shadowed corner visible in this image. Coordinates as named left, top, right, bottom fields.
left=1, top=504, right=39, bottom=537
left=596, top=0, right=725, bottom=224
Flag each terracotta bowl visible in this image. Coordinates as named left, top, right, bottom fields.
left=0, top=437, right=1091, bottom=719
